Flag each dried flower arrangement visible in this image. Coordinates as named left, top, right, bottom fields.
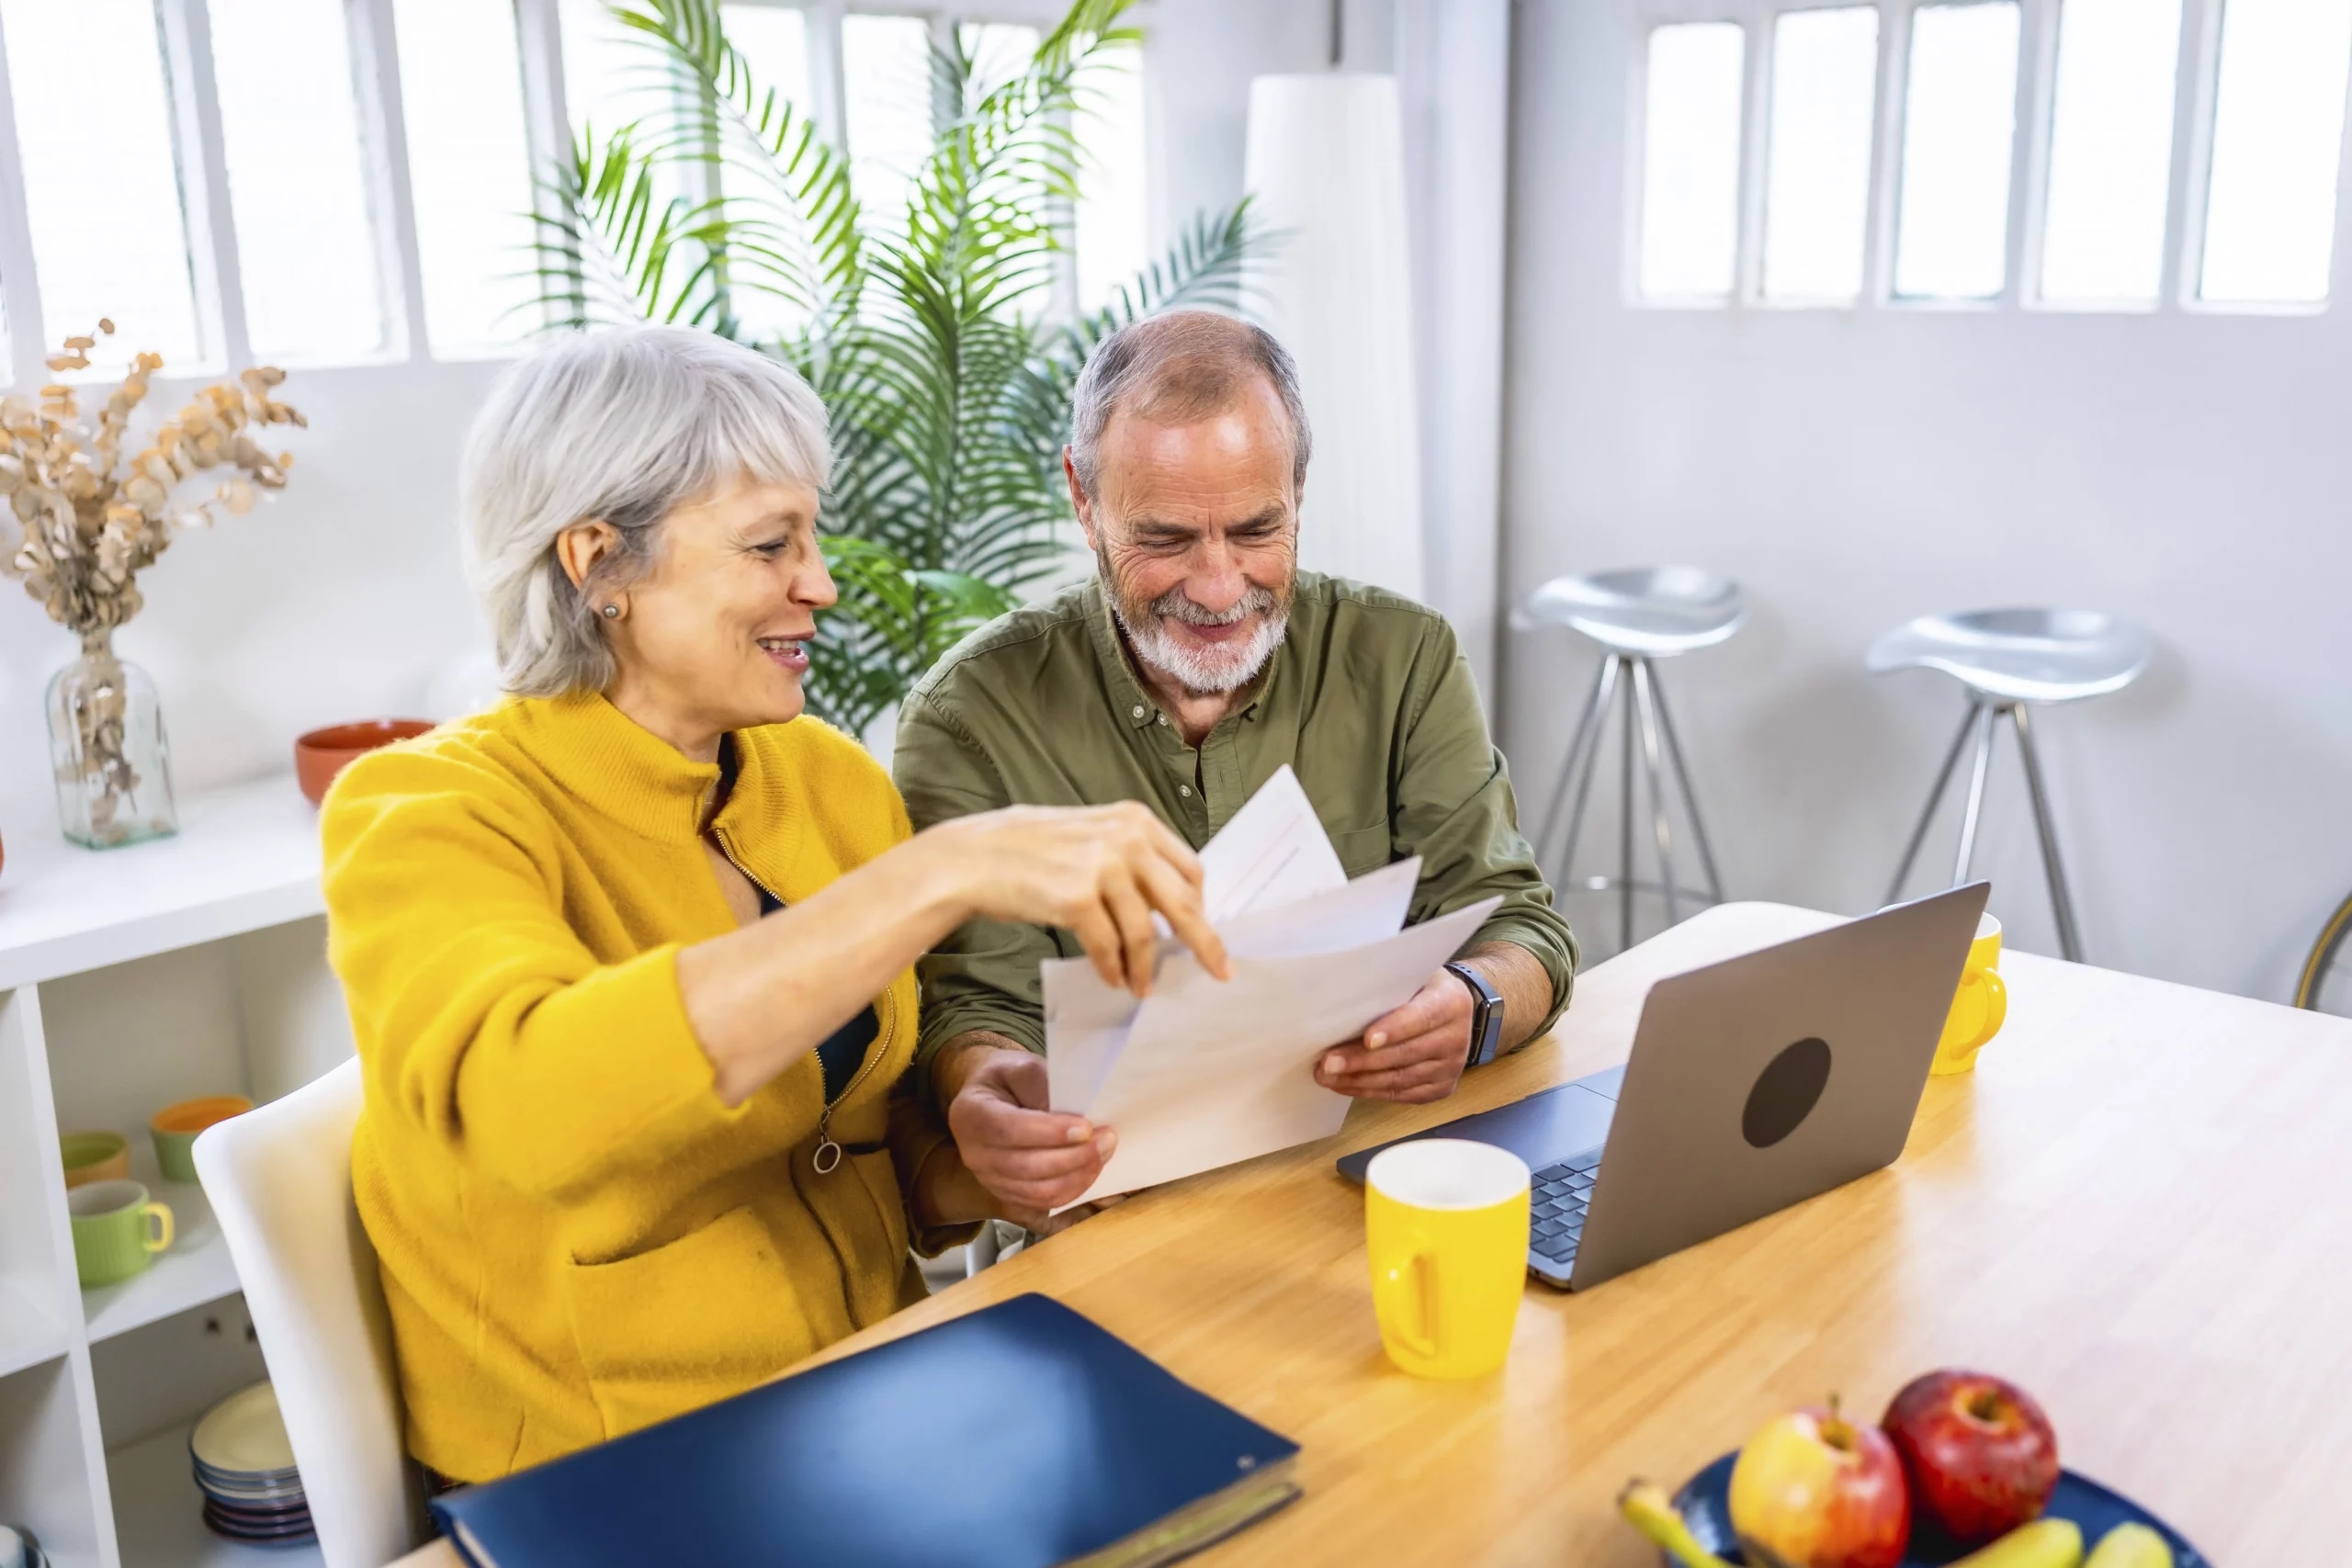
left=0, top=320, right=306, bottom=843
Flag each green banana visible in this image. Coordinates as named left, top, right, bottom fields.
left=2083, top=1522, right=2174, bottom=1568
left=1616, top=1479, right=1738, bottom=1568
left=1951, top=1517, right=2086, bottom=1568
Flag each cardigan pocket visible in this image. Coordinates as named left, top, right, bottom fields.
left=562, top=1203, right=819, bottom=1440
left=842, top=1146, right=912, bottom=1320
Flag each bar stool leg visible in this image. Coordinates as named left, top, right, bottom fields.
left=2010, top=704, right=2086, bottom=962
left=1553, top=655, right=1622, bottom=892
left=1534, top=654, right=1619, bottom=870
left=1951, top=701, right=2001, bottom=884
left=1647, top=671, right=1724, bottom=905
left=1888, top=702, right=1982, bottom=904
left=1620, top=660, right=1638, bottom=952
left=1631, top=660, right=1679, bottom=927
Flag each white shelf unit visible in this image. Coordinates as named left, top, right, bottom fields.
left=0, top=777, right=346, bottom=1568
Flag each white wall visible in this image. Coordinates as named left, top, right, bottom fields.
left=1500, top=0, right=2352, bottom=999
left=0, top=3, right=1336, bottom=846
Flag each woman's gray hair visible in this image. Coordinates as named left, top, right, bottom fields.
left=461, top=325, right=831, bottom=697
left=1067, top=310, right=1312, bottom=500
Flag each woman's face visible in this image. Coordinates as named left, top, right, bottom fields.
left=602, top=476, right=835, bottom=744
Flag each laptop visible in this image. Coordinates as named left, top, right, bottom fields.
left=1335, top=884, right=1989, bottom=1292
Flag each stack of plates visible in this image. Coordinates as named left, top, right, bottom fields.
left=189, top=1382, right=314, bottom=1545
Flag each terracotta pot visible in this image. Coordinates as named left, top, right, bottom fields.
left=295, top=719, right=434, bottom=806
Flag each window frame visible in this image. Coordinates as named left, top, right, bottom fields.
left=0, top=0, right=1157, bottom=388
left=1623, top=0, right=2352, bottom=315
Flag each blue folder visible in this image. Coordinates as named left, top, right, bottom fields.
left=432, top=1292, right=1302, bottom=1568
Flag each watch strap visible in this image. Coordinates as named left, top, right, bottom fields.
left=1445, top=960, right=1505, bottom=1068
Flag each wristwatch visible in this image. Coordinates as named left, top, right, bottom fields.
left=1445, top=961, right=1505, bottom=1069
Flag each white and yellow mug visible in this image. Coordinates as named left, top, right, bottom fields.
left=1365, top=1139, right=1530, bottom=1380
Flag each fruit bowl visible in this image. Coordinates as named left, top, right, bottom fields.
left=1666, top=1453, right=2210, bottom=1567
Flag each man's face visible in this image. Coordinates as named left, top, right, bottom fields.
left=1069, top=378, right=1301, bottom=696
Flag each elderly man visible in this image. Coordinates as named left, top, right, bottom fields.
left=894, top=310, right=1576, bottom=1216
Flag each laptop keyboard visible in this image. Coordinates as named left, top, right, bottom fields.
left=1528, top=1148, right=1605, bottom=1271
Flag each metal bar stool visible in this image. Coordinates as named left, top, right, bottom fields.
left=1518, top=567, right=1746, bottom=953
left=1868, top=608, right=2151, bottom=962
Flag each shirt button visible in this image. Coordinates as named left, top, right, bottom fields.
left=1157, top=714, right=1169, bottom=726
left=1131, top=705, right=1145, bottom=719
left=1179, top=785, right=1193, bottom=797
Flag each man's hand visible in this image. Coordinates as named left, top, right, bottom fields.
left=944, top=1041, right=1117, bottom=1218
left=1313, top=966, right=1473, bottom=1103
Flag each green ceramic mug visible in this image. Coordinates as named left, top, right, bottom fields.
left=69, top=1180, right=174, bottom=1288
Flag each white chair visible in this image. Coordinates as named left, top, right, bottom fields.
left=1868, top=607, right=2153, bottom=962
left=194, top=1057, right=424, bottom=1568
left=1517, top=566, right=1747, bottom=953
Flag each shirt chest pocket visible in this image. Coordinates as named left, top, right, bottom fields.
left=1329, top=822, right=1394, bottom=879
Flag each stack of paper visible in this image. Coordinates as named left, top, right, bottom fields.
left=1046, top=767, right=1498, bottom=1205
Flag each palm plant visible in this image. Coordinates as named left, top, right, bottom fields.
left=531, top=0, right=1256, bottom=738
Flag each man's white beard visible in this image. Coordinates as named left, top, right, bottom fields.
left=1103, top=564, right=1290, bottom=696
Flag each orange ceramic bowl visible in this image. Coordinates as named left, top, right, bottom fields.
left=296, top=719, right=434, bottom=806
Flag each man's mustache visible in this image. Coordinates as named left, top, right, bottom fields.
left=1146, top=582, right=1284, bottom=626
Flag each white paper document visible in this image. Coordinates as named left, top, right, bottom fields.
left=1043, top=767, right=1501, bottom=1206
left=1195, top=761, right=1347, bottom=921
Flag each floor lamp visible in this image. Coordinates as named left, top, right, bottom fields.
left=1243, top=73, right=1425, bottom=603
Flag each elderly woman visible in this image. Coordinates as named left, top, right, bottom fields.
left=321, top=326, right=1226, bottom=1484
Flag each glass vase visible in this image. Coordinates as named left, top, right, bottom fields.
left=47, top=636, right=178, bottom=849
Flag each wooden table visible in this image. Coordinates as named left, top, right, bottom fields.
left=397, top=902, right=2352, bottom=1564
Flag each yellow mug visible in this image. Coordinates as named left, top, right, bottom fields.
left=1365, top=1139, right=1530, bottom=1380
left=1932, top=911, right=2007, bottom=1075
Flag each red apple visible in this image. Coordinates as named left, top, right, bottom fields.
left=1728, top=1403, right=1911, bottom=1568
left=1882, top=1369, right=2060, bottom=1544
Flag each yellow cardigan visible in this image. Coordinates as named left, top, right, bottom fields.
left=321, top=693, right=944, bottom=1483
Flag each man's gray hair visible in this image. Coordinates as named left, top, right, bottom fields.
left=460, top=325, right=831, bottom=697
left=1067, top=310, right=1312, bottom=499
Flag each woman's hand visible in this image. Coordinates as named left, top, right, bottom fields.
left=676, top=800, right=1226, bottom=1109
left=922, top=801, right=1230, bottom=995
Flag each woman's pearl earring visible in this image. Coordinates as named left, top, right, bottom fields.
left=601, top=603, right=621, bottom=619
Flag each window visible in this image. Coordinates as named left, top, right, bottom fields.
left=209, top=0, right=387, bottom=361
left=2040, top=0, right=2184, bottom=306
left=959, top=21, right=1039, bottom=105
left=1075, top=40, right=1150, bottom=311
left=2, top=0, right=203, bottom=371
left=723, top=5, right=818, bottom=343
left=2199, top=0, right=2352, bottom=304
left=561, top=0, right=678, bottom=147
left=390, top=0, right=540, bottom=354
left=1894, top=2, right=2021, bottom=301
left=1638, top=23, right=1746, bottom=299
left=1762, top=6, right=1881, bottom=303
left=842, top=14, right=936, bottom=236
left=0, top=0, right=1162, bottom=382
left=724, top=4, right=813, bottom=119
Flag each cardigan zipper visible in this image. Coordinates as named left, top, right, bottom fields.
left=711, top=826, right=887, bottom=1176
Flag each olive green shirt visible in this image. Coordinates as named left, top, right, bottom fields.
left=892, top=571, right=1577, bottom=1087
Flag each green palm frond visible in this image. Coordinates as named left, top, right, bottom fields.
left=531, top=0, right=1260, bottom=739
